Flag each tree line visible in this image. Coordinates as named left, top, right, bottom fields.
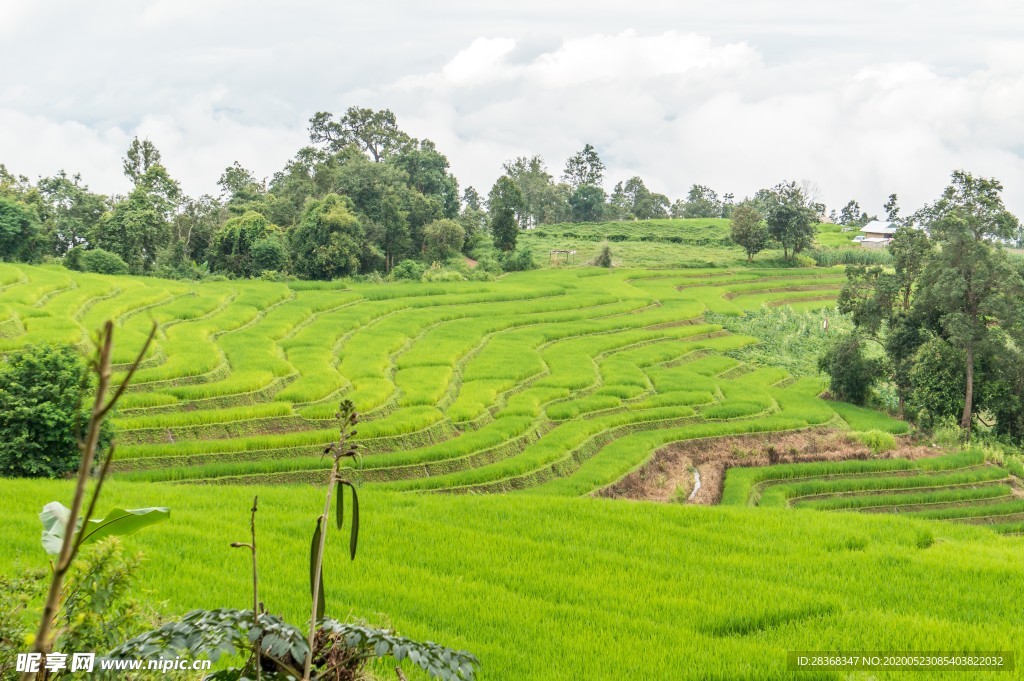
left=0, top=106, right=763, bottom=282
left=819, top=171, right=1024, bottom=442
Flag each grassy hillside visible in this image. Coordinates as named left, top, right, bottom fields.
left=517, top=218, right=862, bottom=268
left=1, top=480, right=1022, bottom=680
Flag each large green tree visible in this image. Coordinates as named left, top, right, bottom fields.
left=729, top=203, right=768, bottom=262
left=888, top=226, right=932, bottom=310
left=677, top=184, right=723, bottom=219
left=489, top=176, right=524, bottom=252
left=390, top=139, right=460, bottom=219
left=423, top=218, right=465, bottom=261
left=308, top=107, right=411, bottom=161
left=36, top=172, right=106, bottom=257
left=611, top=177, right=669, bottom=220
left=218, top=162, right=267, bottom=215
left=913, top=171, right=1023, bottom=432
left=562, top=144, right=605, bottom=189
left=764, top=182, right=817, bottom=260
left=173, top=195, right=223, bottom=264
left=0, top=196, right=41, bottom=262
left=207, top=211, right=279, bottom=277
left=290, top=194, right=367, bottom=280
left=122, top=137, right=180, bottom=216
left=568, top=184, right=606, bottom=223
left=91, top=187, right=170, bottom=273
left=502, top=156, right=568, bottom=227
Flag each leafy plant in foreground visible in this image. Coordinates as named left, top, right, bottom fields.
left=19, top=321, right=168, bottom=681
left=112, top=401, right=479, bottom=681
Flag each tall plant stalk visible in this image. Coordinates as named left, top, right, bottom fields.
left=231, top=496, right=261, bottom=681
left=303, top=401, right=360, bottom=681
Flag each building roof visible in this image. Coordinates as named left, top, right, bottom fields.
left=860, top=220, right=899, bottom=235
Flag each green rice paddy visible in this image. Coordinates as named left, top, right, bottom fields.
left=1, top=256, right=1021, bottom=680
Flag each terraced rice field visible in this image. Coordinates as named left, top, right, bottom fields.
left=722, top=450, right=1024, bottom=535
left=0, top=262, right=879, bottom=495
left=4, top=262, right=1024, bottom=680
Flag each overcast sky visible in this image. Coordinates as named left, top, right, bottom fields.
left=2, top=0, right=1023, bottom=215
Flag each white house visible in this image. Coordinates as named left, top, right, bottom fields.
left=858, top=220, right=899, bottom=248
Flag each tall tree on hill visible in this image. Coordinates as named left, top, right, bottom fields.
left=390, top=139, right=461, bottom=218
left=218, top=162, right=267, bottom=215
left=462, top=186, right=482, bottom=212
left=207, top=211, right=278, bottom=277
left=91, top=139, right=179, bottom=272
left=172, top=195, right=222, bottom=265
left=568, top=184, right=606, bottom=223
left=503, top=155, right=567, bottom=227
left=36, top=171, right=106, bottom=257
left=913, top=171, right=1023, bottom=433
left=838, top=200, right=872, bottom=227
left=333, top=156, right=413, bottom=271
left=721, top=192, right=735, bottom=219
left=729, top=203, right=768, bottom=262
left=489, top=176, right=523, bottom=252
left=122, top=137, right=180, bottom=216
left=888, top=226, right=932, bottom=311
left=679, top=184, right=723, bottom=219
left=562, top=144, right=605, bottom=189
left=92, top=188, right=169, bottom=273
left=764, top=182, right=817, bottom=260
left=267, top=146, right=344, bottom=228
left=459, top=187, right=488, bottom=248
left=308, top=107, right=411, bottom=162
left=613, top=176, right=669, bottom=220
left=423, top=218, right=466, bottom=261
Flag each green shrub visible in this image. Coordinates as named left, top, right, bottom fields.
left=423, top=219, right=466, bottom=261
left=251, top=235, right=289, bottom=273
left=819, top=332, right=885, bottom=406
left=0, top=344, right=112, bottom=478
left=79, top=248, right=130, bottom=275
left=499, top=246, right=536, bottom=272
left=391, top=259, right=425, bottom=281
left=64, top=245, right=85, bottom=270
left=0, top=539, right=172, bottom=678
left=853, top=429, right=897, bottom=455
left=931, top=416, right=967, bottom=447
left=421, top=263, right=465, bottom=282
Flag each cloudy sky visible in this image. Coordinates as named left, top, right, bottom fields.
left=2, top=0, right=1023, bottom=215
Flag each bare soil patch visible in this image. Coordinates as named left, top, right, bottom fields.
left=598, top=428, right=939, bottom=505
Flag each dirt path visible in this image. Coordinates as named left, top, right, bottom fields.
left=597, top=428, right=939, bottom=505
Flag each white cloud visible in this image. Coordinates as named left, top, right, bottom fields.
left=442, top=38, right=517, bottom=86
left=380, top=31, right=1024, bottom=216
left=0, top=2, right=1022, bottom=216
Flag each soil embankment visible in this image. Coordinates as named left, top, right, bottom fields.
left=599, top=429, right=937, bottom=505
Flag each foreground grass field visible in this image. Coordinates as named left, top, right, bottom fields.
left=1, top=480, right=1022, bottom=680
